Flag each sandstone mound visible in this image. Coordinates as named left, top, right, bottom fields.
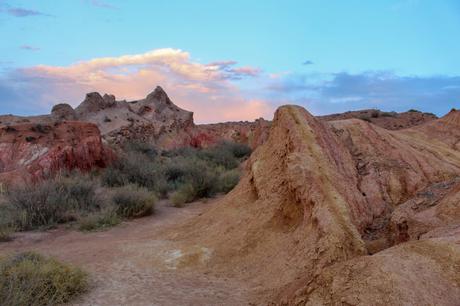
left=173, top=105, right=374, bottom=298
left=0, top=121, right=113, bottom=185
left=169, top=104, right=460, bottom=304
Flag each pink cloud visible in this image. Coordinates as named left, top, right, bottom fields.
left=15, top=48, right=273, bottom=123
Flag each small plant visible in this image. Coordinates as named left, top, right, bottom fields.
left=78, top=209, right=121, bottom=232
left=0, top=224, right=15, bottom=242
left=408, top=109, right=420, bottom=113
left=216, top=169, right=240, bottom=193
left=170, top=184, right=195, bottom=207
left=111, top=185, right=156, bottom=218
left=0, top=252, right=88, bottom=306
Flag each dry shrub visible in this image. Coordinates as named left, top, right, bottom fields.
left=111, top=185, right=156, bottom=218
left=0, top=252, right=87, bottom=306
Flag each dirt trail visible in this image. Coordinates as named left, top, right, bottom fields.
left=0, top=199, right=253, bottom=306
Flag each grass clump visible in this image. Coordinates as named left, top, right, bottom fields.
left=78, top=209, right=121, bottom=232
left=0, top=252, right=87, bottom=306
left=170, top=184, right=195, bottom=207
left=111, top=185, right=156, bottom=218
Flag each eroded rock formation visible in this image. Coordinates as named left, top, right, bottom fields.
left=0, top=121, right=113, bottom=185
left=170, top=105, right=460, bottom=305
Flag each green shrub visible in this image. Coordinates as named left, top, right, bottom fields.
left=215, top=169, right=240, bottom=193
left=101, top=152, right=160, bottom=190
left=198, top=146, right=239, bottom=169
left=170, top=184, right=195, bottom=207
left=0, top=252, right=87, bottom=306
left=123, top=140, right=158, bottom=159
left=78, top=209, right=121, bottom=232
left=220, top=141, right=252, bottom=158
left=111, top=185, right=156, bottom=218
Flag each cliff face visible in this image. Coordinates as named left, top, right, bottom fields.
left=0, top=121, right=113, bottom=185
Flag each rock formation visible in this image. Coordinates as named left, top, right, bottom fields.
left=320, top=108, right=437, bottom=130
left=170, top=104, right=460, bottom=305
left=0, top=121, right=113, bottom=185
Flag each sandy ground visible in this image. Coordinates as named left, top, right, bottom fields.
left=0, top=198, right=253, bottom=306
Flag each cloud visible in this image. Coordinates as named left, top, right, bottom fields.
left=0, top=1, right=51, bottom=17
left=0, top=48, right=270, bottom=123
left=85, top=0, right=117, bottom=9
left=267, top=71, right=460, bottom=116
left=20, top=45, right=40, bottom=51
left=1, top=47, right=458, bottom=122
left=303, top=60, right=314, bottom=65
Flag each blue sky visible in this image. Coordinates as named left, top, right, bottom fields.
left=0, top=0, right=459, bottom=122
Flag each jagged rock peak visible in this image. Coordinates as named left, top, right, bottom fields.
left=146, top=86, right=172, bottom=105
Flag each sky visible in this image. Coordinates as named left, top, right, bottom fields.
left=0, top=0, right=459, bottom=123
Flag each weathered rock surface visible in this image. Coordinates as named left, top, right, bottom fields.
left=0, top=121, right=113, bottom=185
left=168, top=104, right=460, bottom=305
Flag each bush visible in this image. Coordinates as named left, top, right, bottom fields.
left=78, top=209, right=121, bottom=232
left=0, top=252, right=87, bottom=306
left=0, top=206, right=17, bottom=242
left=220, top=141, right=252, bottom=158
left=215, top=169, right=240, bottom=193
left=0, top=225, right=14, bottom=242
left=198, top=146, right=239, bottom=169
left=111, top=185, right=156, bottom=218
left=6, top=174, right=102, bottom=230
left=101, top=152, right=160, bottom=190
left=123, top=141, right=157, bottom=159
left=170, top=184, right=195, bottom=207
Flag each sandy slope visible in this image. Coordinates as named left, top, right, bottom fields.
left=0, top=199, right=253, bottom=306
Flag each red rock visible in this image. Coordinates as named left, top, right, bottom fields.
left=0, top=121, right=113, bottom=185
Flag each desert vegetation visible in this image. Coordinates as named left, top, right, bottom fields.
left=0, top=141, right=250, bottom=236
left=0, top=252, right=87, bottom=306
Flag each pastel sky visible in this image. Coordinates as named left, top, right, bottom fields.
left=0, top=0, right=459, bottom=123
